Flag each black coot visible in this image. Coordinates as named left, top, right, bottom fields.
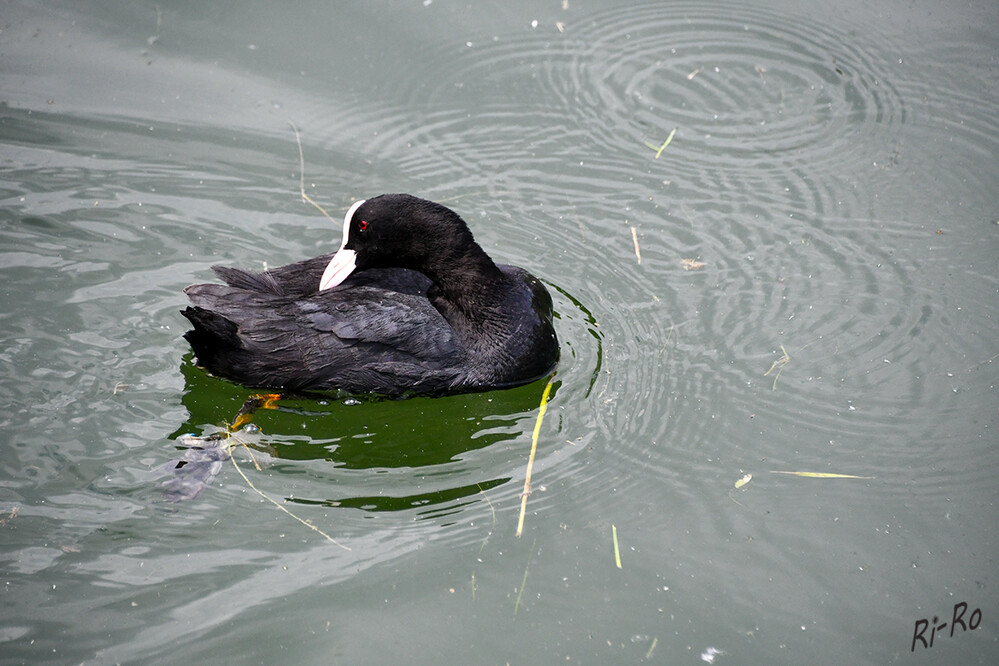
left=182, top=194, right=559, bottom=396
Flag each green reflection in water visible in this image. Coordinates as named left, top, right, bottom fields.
left=170, top=354, right=556, bottom=513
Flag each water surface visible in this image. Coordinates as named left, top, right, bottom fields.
left=1, top=1, right=997, bottom=663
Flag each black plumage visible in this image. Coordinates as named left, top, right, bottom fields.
left=182, top=194, right=558, bottom=396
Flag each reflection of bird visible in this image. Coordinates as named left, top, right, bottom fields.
left=182, top=194, right=558, bottom=396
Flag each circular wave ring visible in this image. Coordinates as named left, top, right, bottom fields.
left=382, top=1, right=908, bottom=183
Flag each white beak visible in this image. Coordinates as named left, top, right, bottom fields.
left=319, top=248, right=357, bottom=291
left=319, top=199, right=365, bottom=291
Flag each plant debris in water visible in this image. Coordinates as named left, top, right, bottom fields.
left=681, top=258, right=705, bottom=270
left=771, top=470, right=873, bottom=479
left=765, top=344, right=790, bottom=390
left=644, top=127, right=677, bottom=158
left=516, top=379, right=555, bottom=537
left=160, top=392, right=349, bottom=548
left=612, top=524, right=623, bottom=569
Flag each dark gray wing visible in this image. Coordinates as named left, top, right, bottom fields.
left=184, top=282, right=467, bottom=394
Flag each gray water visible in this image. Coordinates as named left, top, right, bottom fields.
left=2, top=1, right=997, bottom=663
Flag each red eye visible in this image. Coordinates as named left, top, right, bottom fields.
left=358, top=220, right=368, bottom=231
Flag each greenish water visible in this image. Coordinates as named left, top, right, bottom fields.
left=2, top=1, right=997, bottom=663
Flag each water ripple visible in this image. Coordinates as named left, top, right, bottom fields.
left=296, top=1, right=938, bottom=514
left=370, top=2, right=906, bottom=189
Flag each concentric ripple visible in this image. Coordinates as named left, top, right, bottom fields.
left=569, top=3, right=906, bottom=166
left=369, top=1, right=906, bottom=187
left=3, top=3, right=996, bottom=662
left=290, top=1, right=929, bottom=511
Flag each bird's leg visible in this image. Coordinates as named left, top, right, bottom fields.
left=230, top=393, right=282, bottom=432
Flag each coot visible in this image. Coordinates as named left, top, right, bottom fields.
left=182, top=194, right=559, bottom=396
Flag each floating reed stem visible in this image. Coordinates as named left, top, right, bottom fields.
left=516, top=380, right=554, bottom=537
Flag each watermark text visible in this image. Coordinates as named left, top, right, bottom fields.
left=911, top=602, right=981, bottom=652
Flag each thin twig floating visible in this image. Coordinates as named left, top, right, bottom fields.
left=764, top=344, right=790, bottom=390
left=514, top=537, right=538, bottom=615
left=516, top=379, right=555, bottom=537
left=471, top=484, right=498, bottom=600
left=644, top=127, right=678, bottom=159
left=630, top=226, right=642, bottom=264
left=224, top=393, right=350, bottom=549
left=288, top=121, right=336, bottom=224
left=236, top=435, right=263, bottom=472
left=970, top=351, right=999, bottom=372
left=771, top=471, right=874, bottom=479
left=226, top=435, right=351, bottom=550
left=612, top=524, right=622, bottom=569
